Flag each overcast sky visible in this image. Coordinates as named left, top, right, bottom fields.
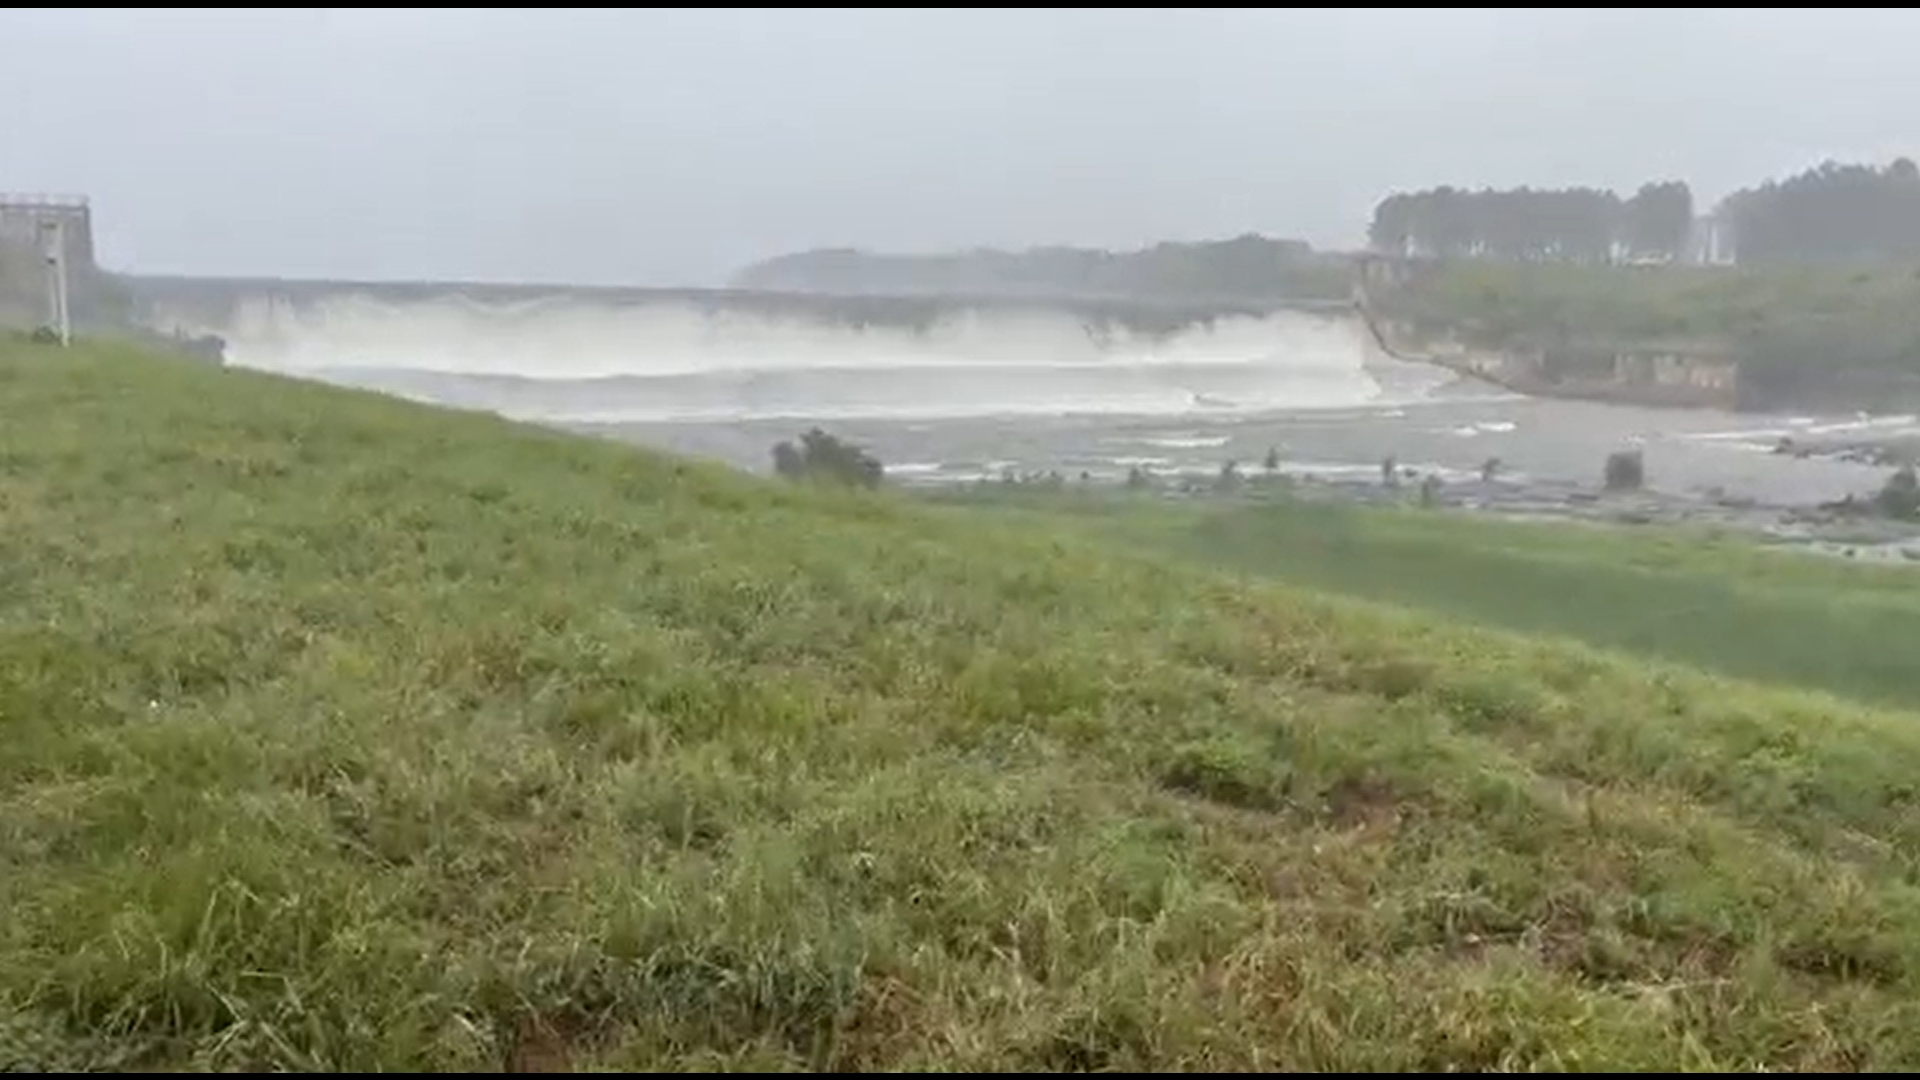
left=3, top=8, right=1915, bottom=286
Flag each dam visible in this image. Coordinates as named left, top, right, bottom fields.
left=115, top=274, right=1452, bottom=425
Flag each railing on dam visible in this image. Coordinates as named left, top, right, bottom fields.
left=0, top=194, right=90, bottom=210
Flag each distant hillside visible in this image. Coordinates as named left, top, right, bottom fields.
left=731, top=234, right=1353, bottom=302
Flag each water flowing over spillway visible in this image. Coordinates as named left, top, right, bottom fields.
left=123, top=279, right=1468, bottom=424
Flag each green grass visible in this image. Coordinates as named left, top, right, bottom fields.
left=11, top=341, right=1920, bottom=1069
left=1372, top=259, right=1920, bottom=407
left=1381, top=259, right=1920, bottom=346
left=929, top=485, right=1920, bottom=710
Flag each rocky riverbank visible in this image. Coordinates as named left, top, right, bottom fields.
left=936, top=464, right=1920, bottom=564
left=1296, top=472, right=1920, bottom=562
left=1770, top=429, right=1920, bottom=468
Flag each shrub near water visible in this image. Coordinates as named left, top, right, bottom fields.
left=772, top=428, right=884, bottom=489
left=1877, top=465, right=1920, bottom=519
left=9, top=341, right=1920, bottom=1070
left=1603, top=449, right=1645, bottom=491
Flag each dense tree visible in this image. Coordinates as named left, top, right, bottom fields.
left=1369, top=182, right=1690, bottom=264
left=1622, top=182, right=1694, bottom=261
left=1717, top=159, right=1920, bottom=265
left=1375, top=160, right=1920, bottom=268
left=731, top=235, right=1348, bottom=301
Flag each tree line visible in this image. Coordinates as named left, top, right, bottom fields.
left=1719, top=158, right=1920, bottom=265
left=1372, top=158, right=1920, bottom=268
left=732, top=234, right=1352, bottom=301
left=1368, top=182, right=1693, bottom=264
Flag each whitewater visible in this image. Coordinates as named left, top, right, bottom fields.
left=149, top=290, right=1476, bottom=424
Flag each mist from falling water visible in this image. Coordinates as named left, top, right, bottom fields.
left=149, top=290, right=1474, bottom=423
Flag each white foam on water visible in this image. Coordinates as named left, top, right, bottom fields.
left=1679, top=414, right=1920, bottom=444
left=147, top=289, right=1468, bottom=424
left=1444, top=419, right=1519, bottom=438
left=1138, top=434, right=1232, bottom=449
left=1262, top=458, right=1483, bottom=485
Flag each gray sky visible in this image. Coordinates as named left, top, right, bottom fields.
left=4, top=8, right=1916, bottom=286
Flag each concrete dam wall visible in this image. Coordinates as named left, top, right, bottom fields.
left=117, top=274, right=1469, bottom=425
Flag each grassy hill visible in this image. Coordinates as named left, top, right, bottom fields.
left=927, top=485, right=1920, bottom=710
left=8, top=340, right=1920, bottom=1070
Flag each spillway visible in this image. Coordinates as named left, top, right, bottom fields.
left=119, top=276, right=1465, bottom=424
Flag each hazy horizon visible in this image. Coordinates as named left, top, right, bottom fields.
left=5, top=8, right=1917, bottom=288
